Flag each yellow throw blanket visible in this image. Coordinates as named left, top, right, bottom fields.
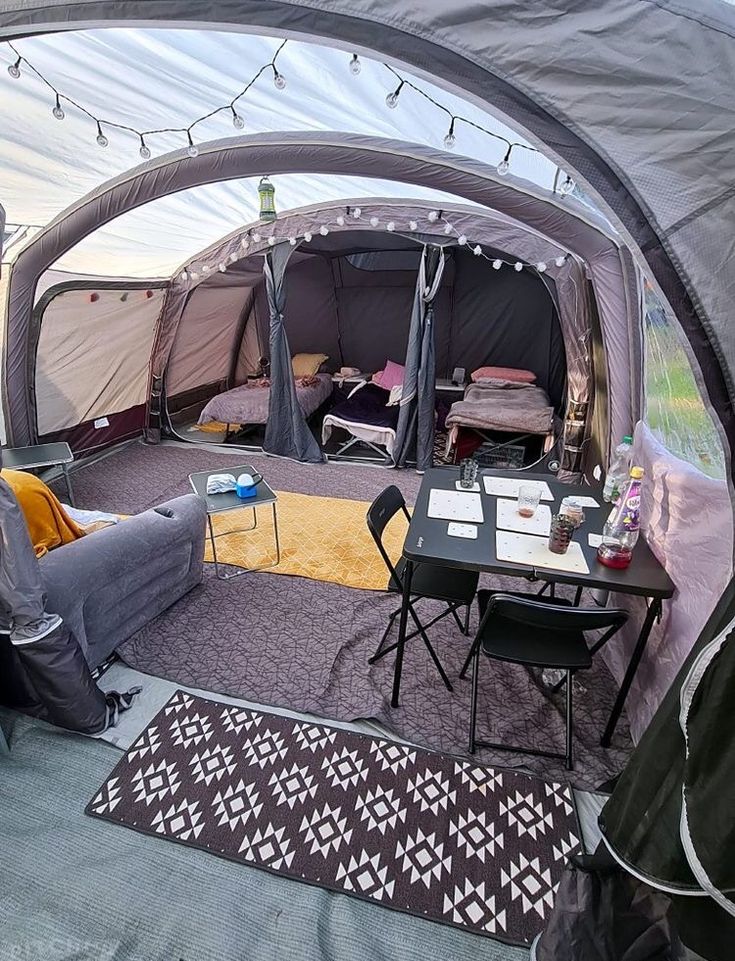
left=208, top=490, right=405, bottom=590
left=1, top=468, right=85, bottom=557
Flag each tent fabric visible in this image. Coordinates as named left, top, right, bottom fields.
left=2, top=138, right=633, bottom=456
left=262, top=243, right=324, bottom=464
left=0, top=2, right=732, bottom=480
left=393, top=245, right=443, bottom=470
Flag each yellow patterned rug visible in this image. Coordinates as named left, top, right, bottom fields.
left=206, top=490, right=405, bottom=590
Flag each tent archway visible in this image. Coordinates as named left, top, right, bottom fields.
left=1, top=0, right=732, bottom=478
left=3, top=133, right=636, bottom=453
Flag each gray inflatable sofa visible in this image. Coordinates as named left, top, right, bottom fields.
left=38, top=494, right=207, bottom=669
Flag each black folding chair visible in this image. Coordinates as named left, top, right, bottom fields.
left=465, top=591, right=628, bottom=769
left=367, top=485, right=479, bottom=693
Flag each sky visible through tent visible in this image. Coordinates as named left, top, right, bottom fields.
left=0, top=28, right=559, bottom=276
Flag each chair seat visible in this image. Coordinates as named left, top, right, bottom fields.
left=389, top=558, right=479, bottom=606
left=477, top=590, right=592, bottom=670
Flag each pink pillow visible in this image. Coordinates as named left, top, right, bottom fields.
left=373, top=360, right=405, bottom=391
left=471, top=365, right=536, bottom=384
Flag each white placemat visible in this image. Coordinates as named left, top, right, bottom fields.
left=496, top=498, right=552, bottom=536
left=482, top=476, right=554, bottom=501
left=428, top=489, right=484, bottom=523
left=447, top=522, right=478, bottom=539
left=495, top=530, right=590, bottom=574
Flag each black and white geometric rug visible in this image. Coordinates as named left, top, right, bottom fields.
left=87, top=691, right=581, bottom=946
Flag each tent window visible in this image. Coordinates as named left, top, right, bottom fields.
left=644, top=284, right=726, bottom=479
left=346, top=250, right=422, bottom=271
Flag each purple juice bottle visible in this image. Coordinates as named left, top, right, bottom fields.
left=597, top=466, right=644, bottom=569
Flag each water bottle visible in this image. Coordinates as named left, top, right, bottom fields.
left=602, top=435, right=633, bottom=503
left=597, top=466, right=644, bottom=569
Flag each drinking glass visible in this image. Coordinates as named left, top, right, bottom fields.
left=459, top=458, right=479, bottom=489
left=517, top=484, right=541, bottom=517
left=548, top=514, right=575, bottom=554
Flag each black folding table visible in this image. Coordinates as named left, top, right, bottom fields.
left=392, top=467, right=675, bottom=747
left=2, top=442, right=76, bottom=506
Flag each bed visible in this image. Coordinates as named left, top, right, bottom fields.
left=321, top=381, right=399, bottom=457
left=198, top=373, right=333, bottom=429
left=445, top=379, right=556, bottom=457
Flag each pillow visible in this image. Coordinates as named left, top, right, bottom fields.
left=292, top=352, right=328, bottom=377
left=470, top=365, right=536, bottom=384
left=373, top=360, right=405, bottom=391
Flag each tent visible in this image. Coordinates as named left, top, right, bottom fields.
left=0, top=6, right=734, bottom=957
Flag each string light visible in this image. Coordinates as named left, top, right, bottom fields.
left=370, top=216, right=379, bottom=227
left=493, top=259, right=502, bottom=270
left=95, top=121, right=108, bottom=148
left=186, top=131, right=198, bottom=157
left=288, top=236, right=297, bottom=245
left=352, top=207, right=361, bottom=219
left=443, top=118, right=456, bottom=150
left=319, top=225, right=329, bottom=235
left=385, top=81, right=403, bottom=109
left=268, top=236, right=276, bottom=246
left=443, top=222, right=453, bottom=235
left=52, top=93, right=64, bottom=120
left=218, top=262, right=226, bottom=272
left=473, top=245, right=482, bottom=256
left=537, top=261, right=547, bottom=273
left=336, top=215, right=345, bottom=226
left=139, top=135, right=151, bottom=160
left=228, top=252, right=238, bottom=262
left=1, top=38, right=574, bottom=194
left=386, top=221, right=395, bottom=231
left=409, top=220, right=418, bottom=231
left=251, top=232, right=261, bottom=242
left=555, top=255, right=566, bottom=267
left=497, top=146, right=512, bottom=176
left=241, top=237, right=250, bottom=249
left=427, top=211, right=439, bottom=222
left=514, top=261, right=523, bottom=271
left=303, top=231, right=312, bottom=242
left=457, top=234, right=467, bottom=245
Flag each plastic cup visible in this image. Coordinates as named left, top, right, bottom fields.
left=517, top=484, right=541, bottom=517
left=548, top=514, right=575, bottom=554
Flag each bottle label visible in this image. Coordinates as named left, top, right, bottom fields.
left=621, top=494, right=640, bottom=531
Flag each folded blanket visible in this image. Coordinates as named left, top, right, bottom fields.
left=446, top=384, right=554, bottom=435
left=1, top=468, right=85, bottom=556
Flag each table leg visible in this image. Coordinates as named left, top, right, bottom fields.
left=601, top=597, right=662, bottom=747
left=391, top=558, right=414, bottom=709
left=207, top=515, right=223, bottom=579
left=272, top=503, right=281, bottom=566
left=63, top=463, right=76, bottom=507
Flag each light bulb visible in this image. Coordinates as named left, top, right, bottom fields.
left=232, top=109, right=245, bottom=130
left=492, top=259, right=502, bottom=270
left=427, top=210, right=439, bottom=222
left=408, top=220, right=418, bottom=231
left=139, top=139, right=151, bottom=160
left=303, top=231, right=312, bottom=242
left=349, top=54, right=361, bottom=75
left=288, top=237, right=297, bottom=246
left=52, top=97, right=65, bottom=121
left=560, top=177, right=574, bottom=195
left=319, top=225, right=329, bottom=236
left=241, top=237, right=250, bottom=249
left=555, top=255, right=566, bottom=267
left=180, top=271, right=188, bottom=281
left=7, top=59, right=20, bottom=79
left=352, top=207, right=361, bottom=218
left=386, top=221, right=395, bottom=231
left=473, top=245, right=482, bottom=256
left=514, top=262, right=523, bottom=271
left=218, top=263, right=227, bottom=272
left=443, top=222, right=453, bottom=235
left=370, top=216, right=379, bottom=227
left=202, top=265, right=211, bottom=273
left=385, top=90, right=399, bottom=109
left=443, top=121, right=456, bottom=150
left=336, top=215, right=345, bottom=226
left=268, top=236, right=276, bottom=246
left=536, top=261, right=547, bottom=273
left=96, top=124, right=109, bottom=148
left=252, top=232, right=261, bottom=242
left=273, top=70, right=286, bottom=90
left=496, top=159, right=510, bottom=176
left=186, top=133, right=198, bottom=157
left=458, top=234, right=467, bottom=245
left=190, top=272, right=199, bottom=280
left=229, top=252, right=238, bottom=262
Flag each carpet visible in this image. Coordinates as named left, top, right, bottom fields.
left=207, top=490, right=404, bottom=590
left=87, top=691, right=581, bottom=947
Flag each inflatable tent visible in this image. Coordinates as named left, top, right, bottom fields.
left=1, top=5, right=734, bottom=955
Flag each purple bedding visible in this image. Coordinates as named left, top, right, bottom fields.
left=198, top=373, right=333, bottom=426
left=328, top=382, right=399, bottom=430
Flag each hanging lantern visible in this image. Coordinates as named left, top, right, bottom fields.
left=258, top=176, right=277, bottom=222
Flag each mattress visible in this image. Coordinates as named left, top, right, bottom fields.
left=445, top=381, right=554, bottom=436
left=198, top=373, right=333, bottom=427
left=322, top=382, right=399, bottom=454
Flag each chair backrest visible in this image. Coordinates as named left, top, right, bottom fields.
left=366, top=485, right=411, bottom=581
left=483, top=593, right=628, bottom=635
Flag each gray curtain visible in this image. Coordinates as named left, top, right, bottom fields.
left=263, top=244, right=324, bottom=464
left=393, top=245, right=445, bottom=470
